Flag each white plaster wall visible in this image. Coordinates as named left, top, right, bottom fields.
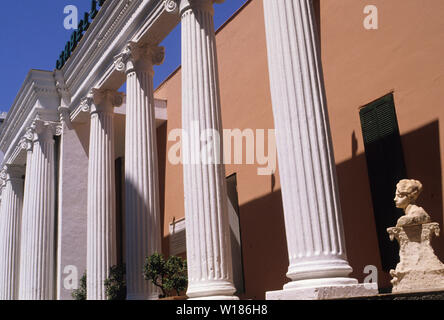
left=56, top=123, right=90, bottom=300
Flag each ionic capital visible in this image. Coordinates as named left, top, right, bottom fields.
left=0, top=179, right=5, bottom=195
left=114, top=42, right=165, bottom=75
left=80, top=94, right=94, bottom=114
left=59, top=106, right=72, bottom=130
left=54, top=70, right=71, bottom=108
left=164, top=0, right=179, bottom=14
left=31, top=119, right=60, bottom=142
left=0, top=165, right=24, bottom=182
left=19, top=137, right=33, bottom=152
left=179, top=0, right=224, bottom=16
left=90, top=89, right=124, bottom=114
left=20, top=126, right=36, bottom=151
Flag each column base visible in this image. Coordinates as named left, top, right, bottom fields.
left=186, top=280, right=238, bottom=300
left=188, top=296, right=240, bottom=300
left=266, top=282, right=378, bottom=300
left=127, top=293, right=160, bottom=300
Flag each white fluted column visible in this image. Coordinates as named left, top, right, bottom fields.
left=180, top=0, right=237, bottom=300
left=0, top=165, right=24, bottom=300
left=18, top=132, right=34, bottom=300
left=0, top=180, right=7, bottom=298
left=18, top=121, right=57, bottom=300
left=262, top=0, right=378, bottom=299
left=86, top=89, right=123, bottom=300
left=115, top=43, right=164, bottom=300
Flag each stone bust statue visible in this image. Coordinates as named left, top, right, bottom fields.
left=394, top=179, right=431, bottom=227
left=388, top=179, right=444, bottom=293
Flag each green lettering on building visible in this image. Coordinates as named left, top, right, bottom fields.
left=56, top=0, right=106, bottom=70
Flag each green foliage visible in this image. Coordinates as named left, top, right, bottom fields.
left=143, top=253, right=188, bottom=298
left=72, top=271, right=87, bottom=300
left=104, top=264, right=127, bottom=300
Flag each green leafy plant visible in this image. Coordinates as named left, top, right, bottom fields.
left=104, top=264, right=127, bottom=300
left=72, top=271, right=87, bottom=300
left=143, top=253, right=188, bottom=298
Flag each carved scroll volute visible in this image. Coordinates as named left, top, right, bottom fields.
left=20, top=126, right=35, bottom=152
left=55, top=123, right=64, bottom=137
left=59, top=106, right=72, bottom=131
left=0, top=167, right=7, bottom=182
left=114, top=42, right=165, bottom=75
left=80, top=94, right=94, bottom=114
left=165, top=0, right=179, bottom=13
left=91, top=89, right=124, bottom=109
left=26, top=119, right=61, bottom=142
left=54, top=69, right=71, bottom=109
left=0, top=165, right=24, bottom=182
left=114, top=44, right=132, bottom=73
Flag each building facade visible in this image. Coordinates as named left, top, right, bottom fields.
left=0, top=0, right=443, bottom=300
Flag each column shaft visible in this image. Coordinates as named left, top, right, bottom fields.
left=0, top=166, right=24, bottom=300
left=0, top=183, right=6, bottom=297
left=0, top=182, right=7, bottom=298
left=263, top=0, right=377, bottom=298
left=18, top=123, right=56, bottom=300
left=86, top=90, right=122, bottom=300
left=18, top=148, right=33, bottom=299
left=119, top=43, right=164, bottom=300
left=180, top=0, right=237, bottom=300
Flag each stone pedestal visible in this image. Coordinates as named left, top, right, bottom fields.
left=388, top=223, right=444, bottom=293
left=266, top=283, right=378, bottom=300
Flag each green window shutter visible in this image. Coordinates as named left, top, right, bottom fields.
left=360, top=94, right=399, bottom=144
left=359, top=93, right=407, bottom=274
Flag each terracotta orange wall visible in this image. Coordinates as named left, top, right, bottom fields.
left=154, top=0, right=444, bottom=297
left=319, top=0, right=444, bottom=289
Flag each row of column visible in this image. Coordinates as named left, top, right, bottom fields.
left=0, top=121, right=57, bottom=300
left=176, top=0, right=371, bottom=299
left=85, top=0, right=236, bottom=299
left=0, top=166, right=23, bottom=300
left=0, top=0, right=370, bottom=300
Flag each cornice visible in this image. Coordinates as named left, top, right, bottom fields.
left=0, top=70, right=59, bottom=158
left=0, top=0, right=179, bottom=167
left=64, top=0, right=180, bottom=110
left=63, top=0, right=138, bottom=89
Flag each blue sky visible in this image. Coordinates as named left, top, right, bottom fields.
left=0, top=0, right=248, bottom=112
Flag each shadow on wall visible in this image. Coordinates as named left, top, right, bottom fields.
left=159, top=189, right=289, bottom=300
left=338, top=120, right=443, bottom=291
left=127, top=118, right=442, bottom=297
left=223, top=121, right=443, bottom=298
left=114, top=122, right=168, bottom=265
left=157, top=122, right=168, bottom=254
left=237, top=190, right=288, bottom=300
left=402, top=121, right=444, bottom=260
